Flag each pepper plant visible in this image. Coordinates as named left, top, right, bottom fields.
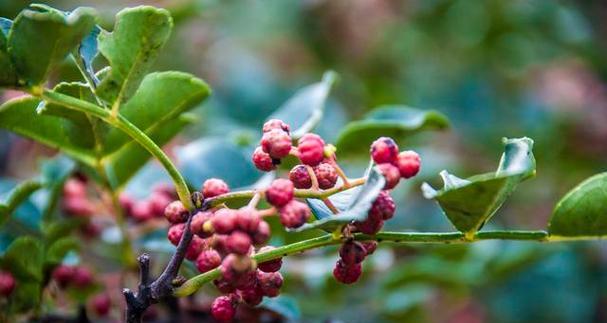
left=0, top=4, right=605, bottom=322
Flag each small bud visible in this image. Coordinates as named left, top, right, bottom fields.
left=260, top=129, right=292, bottom=159
left=279, top=200, right=311, bottom=228
left=289, top=165, right=312, bottom=189
left=314, top=163, right=338, bottom=189
left=164, top=201, right=189, bottom=224
left=257, top=271, right=283, bottom=297
left=252, top=147, right=276, bottom=172
left=211, top=295, right=237, bottom=322
left=196, top=249, right=222, bottom=273
left=266, top=179, right=294, bottom=207
left=297, top=133, right=325, bottom=166
left=333, top=259, right=362, bottom=284
left=370, top=137, right=399, bottom=164
left=90, top=293, right=111, bottom=317
left=202, top=178, right=230, bottom=198
left=339, top=241, right=367, bottom=265
left=396, top=150, right=421, bottom=179
left=0, top=271, right=15, bottom=297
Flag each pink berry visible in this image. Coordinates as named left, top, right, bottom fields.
left=196, top=249, right=222, bottom=273
left=226, top=231, right=252, bottom=255
left=252, top=147, right=275, bottom=172
left=257, top=271, right=283, bottom=297
left=202, top=178, right=230, bottom=198
left=236, top=208, right=261, bottom=234
left=266, top=179, right=294, bottom=207
left=164, top=201, right=189, bottom=224
left=262, top=119, right=290, bottom=133
left=370, top=137, right=399, bottom=164
left=211, top=295, right=237, bottom=322
left=279, top=200, right=311, bottom=228
left=0, top=271, right=15, bottom=297
left=333, top=259, right=362, bottom=284
left=297, top=133, right=325, bottom=166
left=185, top=236, right=206, bottom=261
left=260, top=129, right=292, bottom=159
left=314, top=163, right=338, bottom=189
left=190, top=211, right=213, bottom=238
left=361, top=241, right=378, bottom=255
left=354, top=215, right=384, bottom=235
left=396, top=150, right=421, bottom=178
left=72, top=266, right=93, bottom=288
left=289, top=165, right=312, bottom=189
left=214, top=278, right=236, bottom=294
left=238, top=286, right=263, bottom=306
left=257, top=246, right=282, bottom=273
left=168, top=223, right=185, bottom=246
left=369, top=191, right=395, bottom=220
left=221, top=254, right=255, bottom=284
left=377, top=163, right=400, bottom=189
left=64, top=178, right=87, bottom=198
left=252, top=221, right=271, bottom=245
left=233, top=270, right=257, bottom=290
left=339, top=241, right=367, bottom=265
left=212, top=208, right=237, bottom=234
left=131, top=200, right=154, bottom=222
left=52, top=265, right=75, bottom=288
left=119, top=193, right=134, bottom=216
left=91, top=293, right=111, bottom=316
left=63, top=197, right=95, bottom=216
left=149, top=192, right=173, bottom=217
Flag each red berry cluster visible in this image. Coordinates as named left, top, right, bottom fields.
left=161, top=178, right=284, bottom=322
left=51, top=264, right=94, bottom=289
left=120, top=184, right=177, bottom=223
left=0, top=270, right=15, bottom=297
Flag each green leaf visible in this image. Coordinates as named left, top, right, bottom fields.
left=0, top=180, right=42, bottom=227
left=1, top=236, right=44, bottom=282
left=9, top=281, right=41, bottom=313
left=43, top=218, right=86, bottom=245
left=291, top=165, right=386, bottom=233
left=336, top=106, right=449, bottom=157
left=177, top=138, right=262, bottom=190
left=105, top=114, right=196, bottom=187
left=7, top=6, right=96, bottom=86
left=46, top=237, right=79, bottom=266
left=0, top=96, right=96, bottom=165
left=548, top=173, right=607, bottom=238
left=37, top=82, right=97, bottom=149
left=96, top=6, right=172, bottom=104
left=268, top=71, right=338, bottom=139
left=102, top=71, right=210, bottom=154
left=77, top=25, right=101, bottom=84
left=422, top=137, right=536, bottom=236
left=0, top=18, right=16, bottom=86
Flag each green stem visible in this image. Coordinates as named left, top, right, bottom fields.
left=173, top=229, right=560, bottom=297
left=38, top=89, right=193, bottom=210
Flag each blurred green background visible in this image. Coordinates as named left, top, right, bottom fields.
left=1, top=0, right=606, bottom=322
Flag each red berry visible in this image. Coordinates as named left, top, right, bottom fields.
left=190, top=211, right=212, bottom=238
left=238, top=285, right=263, bottom=306
left=185, top=236, right=207, bottom=261
left=266, top=179, right=294, bottom=207
left=226, top=231, right=252, bottom=255
left=131, top=200, right=154, bottom=222
left=377, top=163, right=400, bottom=190
left=252, top=221, right=271, bottom=245
left=233, top=270, right=257, bottom=290
left=257, top=246, right=282, bottom=273
left=91, top=293, right=111, bottom=316
left=119, top=193, right=134, bottom=216
left=63, top=197, right=95, bottom=217
left=354, top=216, right=384, bottom=235
left=396, top=150, right=421, bottom=178
left=211, top=295, right=237, bottom=322
left=221, top=254, right=255, bottom=284
left=52, top=265, right=75, bottom=288
left=297, top=134, right=325, bottom=166
left=0, top=271, right=15, bottom=297
left=72, top=266, right=93, bottom=288
left=370, top=137, right=399, bottom=164
left=361, top=241, right=378, bottom=255
left=257, top=271, right=283, bottom=297
left=262, top=119, right=290, bottom=133
left=202, top=178, right=230, bottom=198
left=64, top=178, right=87, bottom=198
left=214, top=278, right=236, bottom=294
left=236, top=208, right=260, bottom=233
left=339, top=241, right=367, bottom=265
left=252, top=147, right=276, bottom=172
left=279, top=200, right=310, bottom=228
left=333, top=259, right=362, bottom=284
left=289, top=165, right=312, bottom=189
left=149, top=192, right=173, bottom=217
left=164, top=201, right=189, bottom=224
left=370, top=191, right=395, bottom=220
left=167, top=223, right=185, bottom=246
left=314, top=163, right=338, bottom=189
left=212, top=209, right=237, bottom=234
left=196, top=249, right=222, bottom=273
left=260, top=129, right=292, bottom=159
